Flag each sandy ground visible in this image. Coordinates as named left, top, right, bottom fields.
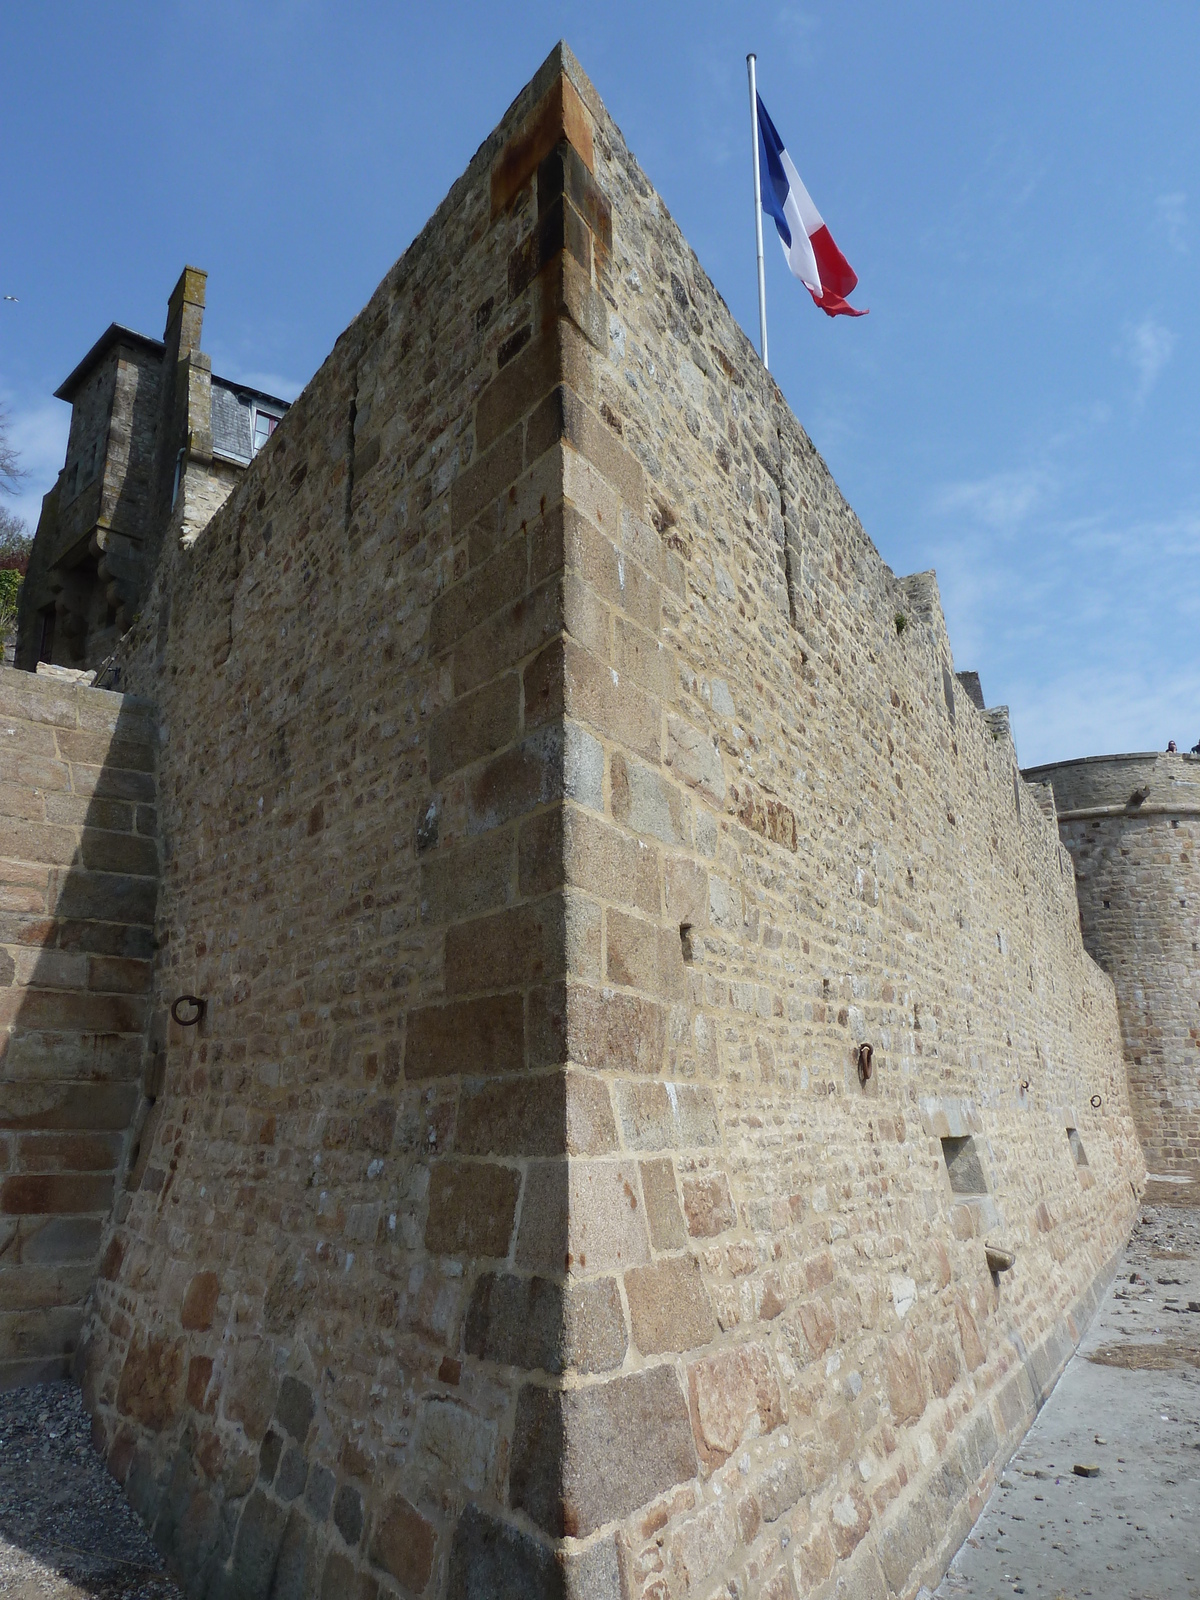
left=1, top=1191, right=1195, bottom=1600
left=934, top=1180, right=1200, bottom=1600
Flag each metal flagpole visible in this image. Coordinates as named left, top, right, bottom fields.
left=747, top=52, right=768, bottom=369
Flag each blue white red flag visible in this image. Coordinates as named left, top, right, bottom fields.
left=756, top=94, right=867, bottom=318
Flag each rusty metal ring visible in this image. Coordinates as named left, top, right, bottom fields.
left=171, top=995, right=207, bottom=1027
left=1090, top=1094, right=1102, bottom=1109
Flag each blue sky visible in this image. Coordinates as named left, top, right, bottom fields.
left=2, top=2, right=1197, bottom=765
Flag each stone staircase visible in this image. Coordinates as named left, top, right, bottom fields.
left=0, top=666, right=158, bottom=1387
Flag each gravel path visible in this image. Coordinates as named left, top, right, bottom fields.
left=934, top=1183, right=1200, bottom=1600
left=0, top=1381, right=182, bottom=1600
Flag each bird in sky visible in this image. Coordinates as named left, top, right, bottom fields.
left=3, top=295, right=17, bottom=302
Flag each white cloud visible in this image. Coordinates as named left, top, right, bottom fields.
left=1122, top=315, right=1175, bottom=405
left=929, top=467, right=1048, bottom=532
left=1155, top=191, right=1187, bottom=254
left=0, top=397, right=69, bottom=535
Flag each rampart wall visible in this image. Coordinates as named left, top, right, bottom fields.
left=1024, top=751, right=1200, bottom=1175
left=74, top=44, right=1143, bottom=1600
left=0, top=668, right=158, bottom=1386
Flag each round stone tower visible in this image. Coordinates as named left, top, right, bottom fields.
left=1023, top=750, right=1200, bottom=1175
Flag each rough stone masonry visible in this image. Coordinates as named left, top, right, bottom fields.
left=56, top=42, right=1146, bottom=1600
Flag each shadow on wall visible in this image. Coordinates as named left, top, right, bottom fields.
left=0, top=665, right=159, bottom=1390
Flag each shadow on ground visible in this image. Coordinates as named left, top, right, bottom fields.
left=0, top=1381, right=181, bottom=1600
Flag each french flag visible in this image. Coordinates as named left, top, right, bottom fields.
left=756, top=94, right=867, bottom=318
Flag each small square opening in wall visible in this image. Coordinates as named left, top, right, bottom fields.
left=941, top=1135, right=989, bottom=1197
left=1067, top=1128, right=1089, bottom=1167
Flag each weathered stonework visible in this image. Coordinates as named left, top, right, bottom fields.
left=16, top=268, right=289, bottom=673
left=58, top=42, right=1144, bottom=1600
left=0, top=667, right=158, bottom=1386
left=1024, top=751, right=1200, bottom=1176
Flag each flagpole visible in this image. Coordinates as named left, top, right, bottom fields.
left=747, top=52, right=768, bottom=369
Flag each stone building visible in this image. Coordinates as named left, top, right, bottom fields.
left=0, top=39, right=1173, bottom=1600
left=1023, top=751, right=1200, bottom=1176
left=15, top=267, right=289, bottom=672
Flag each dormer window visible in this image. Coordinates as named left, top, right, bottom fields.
left=252, top=407, right=281, bottom=455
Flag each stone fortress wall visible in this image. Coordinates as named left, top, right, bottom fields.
left=62, top=43, right=1146, bottom=1600
left=1023, top=751, right=1200, bottom=1176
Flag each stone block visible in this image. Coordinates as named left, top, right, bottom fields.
left=270, top=1507, right=318, bottom=1600
left=452, top=571, right=565, bottom=700
left=417, top=1395, right=496, bottom=1492
left=884, top=1332, right=928, bottom=1425
left=13, top=1130, right=121, bottom=1172
left=665, top=714, right=726, bottom=805
left=67, top=762, right=155, bottom=804
left=639, top=1158, right=687, bottom=1249
left=515, top=1157, right=648, bottom=1274
left=446, top=1503, right=560, bottom=1600
left=756, top=1452, right=807, bottom=1523
left=610, top=753, right=686, bottom=847
left=518, top=806, right=564, bottom=897
left=566, top=983, right=666, bottom=1075
left=0, top=988, right=145, bottom=1035
left=404, top=993, right=524, bottom=1080
left=625, top=1255, right=716, bottom=1355
left=187, top=1355, right=216, bottom=1414
left=427, top=673, right=521, bottom=783
left=369, top=1492, right=436, bottom=1594
left=605, top=908, right=684, bottom=998
left=561, top=502, right=661, bottom=629
left=57, top=728, right=155, bottom=773
left=115, top=1334, right=184, bottom=1432
left=230, top=1488, right=288, bottom=1600
left=79, top=828, right=159, bottom=876
left=274, top=1376, right=315, bottom=1443
left=0, top=1172, right=114, bottom=1215
left=510, top=1364, right=697, bottom=1538
left=681, top=1171, right=736, bottom=1237
left=562, top=638, right=660, bottom=763
left=425, top=1160, right=521, bottom=1258
left=87, top=954, right=153, bottom=994
left=687, top=1342, right=785, bottom=1466
left=451, top=423, right=524, bottom=534
left=304, top=1464, right=335, bottom=1523
left=276, top=1447, right=308, bottom=1501
left=422, top=829, right=516, bottom=923
left=613, top=1080, right=719, bottom=1150
left=664, top=856, right=709, bottom=928
left=444, top=895, right=565, bottom=996
left=465, top=1271, right=626, bottom=1375
left=14, top=1214, right=102, bottom=1262
left=559, top=803, right=660, bottom=913
left=49, top=868, right=157, bottom=927
left=456, top=1073, right=564, bottom=1159
left=465, top=728, right=565, bottom=839
left=333, top=1483, right=364, bottom=1548
left=181, top=1271, right=221, bottom=1331
left=428, top=533, right=531, bottom=657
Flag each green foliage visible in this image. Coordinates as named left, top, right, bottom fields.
left=894, top=612, right=907, bottom=636
left=0, top=568, right=22, bottom=636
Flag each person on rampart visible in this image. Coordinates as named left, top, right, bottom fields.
left=1167, top=741, right=1178, bottom=752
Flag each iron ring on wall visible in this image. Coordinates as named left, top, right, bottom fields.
left=1090, top=1094, right=1102, bottom=1109
left=171, top=995, right=207, bottom=1027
